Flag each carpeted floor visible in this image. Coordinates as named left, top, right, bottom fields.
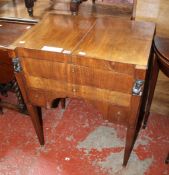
left=0, top=96, right=168, bottom=175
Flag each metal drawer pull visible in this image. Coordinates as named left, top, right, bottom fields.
left=12, top=57, right=22, bottom=73
left=132, top=80, right=144, bottom=96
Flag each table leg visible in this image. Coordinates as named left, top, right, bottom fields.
left=123, top=95, right=142, bottom=166
left=14, top=70, right=44, bottom=145
left=123, top=127, right=136, bottom=166
left=24, top=0, right=34, bottom=16
left=142, top=54, right=159, bottom=128
left=27, top=103, right=44, bottom=145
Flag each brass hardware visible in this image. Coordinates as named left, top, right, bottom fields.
left=132, top=80, right=144, bottom=96
left=12, top=57, right=22, bottom=73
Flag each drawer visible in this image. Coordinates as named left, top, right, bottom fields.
left=22, top=58, right=68, bottom=82
left=21, top=59, right=135, bottom=94
left=72, top=55, right=135, bottom=75
left=25, top=75, right=131, bottom=107
left=67, top=83, right=131, bottom=107
left=68, top=64, right=134, bottom=94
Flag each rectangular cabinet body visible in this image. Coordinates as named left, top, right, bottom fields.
left=13, top=14, right=155, bottom=165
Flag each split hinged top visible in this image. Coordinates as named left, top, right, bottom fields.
left=13, top=14, right=96, bottom=55
left=13, top=13, right=155, bottom=68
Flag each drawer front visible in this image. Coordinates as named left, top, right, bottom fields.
left=72, top=55, right=135, bottom=75
left=22, top=59, right=135, bottom=95
left=68, top=64, right=134, bottom=94
left=68, top=84, right=131, bottom=107
left=22, top=58, right=68, bottom=82
left=25, top=75, right=131, bottom=107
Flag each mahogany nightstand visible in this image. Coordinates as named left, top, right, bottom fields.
left=12, top=14, right=155, bottom=166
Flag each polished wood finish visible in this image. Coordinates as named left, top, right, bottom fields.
left=0, top=21, right=33, bottom=113
left=12, top=14, right=155, bottom=165
left=154, top=36, right=169, bottom=72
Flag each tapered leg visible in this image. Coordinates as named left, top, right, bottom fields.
left=143, top=55, right=159, bottom=128
left=14, top=69, right=44, bottom=145
left=123, top=127, right=136, bottom=166
left=123, top=91, right=142, bottom=166
left=27, top=104, right=44, bottom=145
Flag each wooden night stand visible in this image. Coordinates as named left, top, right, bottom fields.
left=12, top=14, right=155, bottom=166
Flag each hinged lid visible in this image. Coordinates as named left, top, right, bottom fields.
left=13, top=14, right=96, bottom=60
left=72, top=17, right=155, bottom=68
